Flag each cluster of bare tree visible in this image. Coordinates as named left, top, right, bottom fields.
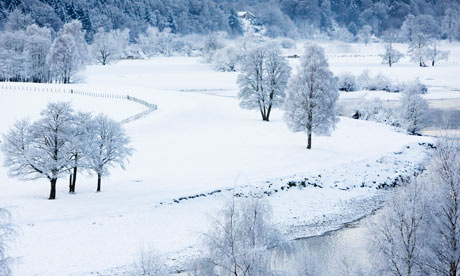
left=1, top=102, right=132, bottom=200
left=0, top=10, right=89, bottom=83
left=371, top=137, right=460, bottom=276
left=382, top=30, right=449, bottom=68
left=237, top=43, right=339, bottom=149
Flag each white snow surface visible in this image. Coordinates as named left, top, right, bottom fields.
left=0, top=41, right=452, bottom=275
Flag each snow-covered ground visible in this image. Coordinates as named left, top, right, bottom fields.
left=1, top=41, right=456, bottom=275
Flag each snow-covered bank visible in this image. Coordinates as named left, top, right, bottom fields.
left=0, top=56, right=436, bottom=275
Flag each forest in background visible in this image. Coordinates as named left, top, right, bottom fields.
left=1, top=0, right=460, bottom=41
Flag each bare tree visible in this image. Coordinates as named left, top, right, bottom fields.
left=193, top=196, right=286, bottom=276
left=91, top=28, right=129, bottom=65
left=0, top=208, right=14, bottom=276
left=67, top=112, right=92, bottom=193
left=237, top=44, right=291, bottom=121
left=370, top=177, right=428, bottom=276
left=284, top=44, right=339, bottom=149
left=424, top=42, right=449, bottom=67
left=399, top=83, right=430, bottom=135
left=382, top=43, right=403, bottom=67
left=86, top=115, right=133, bottom=192
left=136, top=244, right=168, bottom=276
left=408, top=32, right=430, bottom=67
left=1, top=102, right=75, bottom=199
left=424, top=138, right=460, bottom=276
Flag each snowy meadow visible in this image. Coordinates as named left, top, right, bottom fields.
left=1, top=38, right=457, bottom=275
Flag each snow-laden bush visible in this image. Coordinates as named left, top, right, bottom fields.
left=136, top=244, right=168, bottom=276
left=356, top=71, right=404, bottom=93
left=367, top=73, right=392, bottom=91
left=338, top=72, right=359, bottom=92
left=404, top=79, right=428, bottom=94
left=211, top=46, right=241, bottom=72
left=353, top=98, right=400, bottom=127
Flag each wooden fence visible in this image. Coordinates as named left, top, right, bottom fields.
left=0, top=84, right=158, bottom=124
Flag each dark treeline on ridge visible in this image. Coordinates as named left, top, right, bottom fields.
left=1, top=0, right=459, bottom=41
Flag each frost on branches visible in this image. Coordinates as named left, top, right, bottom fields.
left=284, top=44, right=339, bottom=149
left=2, top=102, right=75, bottom=199
left=237, top=44, right=291, bottom=121
left=191, top=196, right=286, bottom=276
left=86, top=115, right=133, bottom=193
left=1, top=102, right=132, bottom=199
left=0, top=208, right=14, bottom=276
left=399, top=83, right=430, bottom=135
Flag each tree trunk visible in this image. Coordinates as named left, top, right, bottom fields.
left=307, top=133, right=312, bottom=149
left=432, top=60, right=435, bottom=66
left=97, top=173, right=102, bottom=192
left=265, top=104, right=272, bottom=122
left=49, top=178, right=57, bottom=200
left=69, top=174, right=73, bottom=193
left=71, top=166, right=77, bottom=193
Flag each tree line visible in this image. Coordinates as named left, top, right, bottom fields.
left=1, top=102, right=133, bottom=199
left=1, top=0, right=460, bottom=41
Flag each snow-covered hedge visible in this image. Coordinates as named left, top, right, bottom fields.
left=338, top=72, right=359, bottom=92
left=353, top=98, right=400, bottom=127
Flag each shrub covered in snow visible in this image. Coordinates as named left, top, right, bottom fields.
left=355, top=71, right=419, bottom=93
left=136, top=245, right=168, bottom=276
left=405, top=79, right=428, bottom=94
left=338, top=72, right=359, bottom=92
left=353, top=98, right=400, bottom=127
left=211, top=46, right=241, bottom=72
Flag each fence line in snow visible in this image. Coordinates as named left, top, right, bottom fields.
left=0, top=83, right=158, bottom=124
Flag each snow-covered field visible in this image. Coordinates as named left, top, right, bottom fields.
left=1, top=41, right=456, bottom=275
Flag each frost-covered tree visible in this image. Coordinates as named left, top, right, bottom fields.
left=192, top=196, right=286, bottom=276
left=382, top=43, right=403, bottom=67
left=4, top=9, right=34, bottom=31
left=136, top=244, right=168, bottom=276
left=1, top=102, right=75, bottom=199
left=338, top=72, right=358, bottom=92
left=357, top=24, right=372, bottom=45
left=201, top=32, right=224, bottom=63
left=48, top=34, right=77, bottom=83
left=424, top=42, right=449, bottom=67
left=441, top=9, right=459, bottom=43
left=408, top=32, right=430, bottom=67
left=370, top=177, right=429, bottom=276
left=91, top=28, right=129, bottom=65
left=284, top=44, right=339, bottom=149
left=0, top=208, right=14, bottom=276
left=399, top=83, right=430, bottom=135
left=211, top=46, right=241, bottom=72
left=86, top=115, right=132, bottom=192
left=48, top=20, right=88, bottom=83
left=424, top=138, right=460, bottom=276
left=67, top=112, right=92, bottom=193
left=25, top=24, right=52, bottom=82
left=237, top=44, right=291, bottom=121
left=138, top=26, right=176, bottom=57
